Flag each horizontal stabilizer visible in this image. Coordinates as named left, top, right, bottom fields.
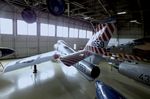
left=60, top=50, right=92, bottom=66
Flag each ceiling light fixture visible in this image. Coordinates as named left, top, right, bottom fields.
left=130, top=20, right=141, bottom=24
left=117, top=11, right=127, bottom=15
left=84, top=16, right=90, bottom=20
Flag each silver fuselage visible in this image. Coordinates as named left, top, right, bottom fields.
left=54, top=40, right=100, bottom=80
left=119, top=62, right=150, bottom=85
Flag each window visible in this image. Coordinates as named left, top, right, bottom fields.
left=57, top=26, right=62, bottom=37
left=28, top=23, right=37, bottom=35
left=49, top=24, right=55, bottom=36
left=0, top=18, right=13, bottom=34
left=17, top=20, right=37, bottom=35
left=87, top=31, right=93, bottom=39
left=57, top=26, right=68, bottom=37
left=40, top=23, right=55, bottom=36
left=41, top=23, right=48, bottom=36
left=69, top=28, right=78, bottom=38
left=79, top=29, right=86, bottom=38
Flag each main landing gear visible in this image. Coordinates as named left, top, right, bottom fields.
left=33, top=65, right=37, bottom=73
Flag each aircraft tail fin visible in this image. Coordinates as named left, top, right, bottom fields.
left=84, top=21, right=116, bottom=55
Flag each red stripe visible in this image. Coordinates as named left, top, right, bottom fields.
left=95, top=47, right=99, bottom=54
left=92, top=47, right=95, bottom=52
left=105, top=28, right=111, bottom=40
left=61, top=52, right=89, bottom=63
left=62, top=56, right=83, bottom=64
left=108, top=23, right=114, bottom=33
left=104, top=31, right=109, bottom=41
left=100, top=24, right=103, bottom=29
left=102, top=33, right=107, bottom=41
left=96, top=48, right=101, bottom=54
left=135, top=57, right=141, bottom=61
left=97, top=25, right=100, bottom=31
left=61, top=60, right=75, bottom=66
left=129, top=55, right=134, bottom=60
left=63, top=56, right=83, bottom=62
left=131, top=56, right=136, bottom=60
left=98, top=48, right=103, bottom=54
left=137, top=57, right=142, bottom=61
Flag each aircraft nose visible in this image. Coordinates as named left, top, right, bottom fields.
left=95, top=80, right=126, bottom=99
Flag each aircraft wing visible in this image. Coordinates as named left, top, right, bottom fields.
left=3, top=51, right=57, bottom=72
left=3, top=50, right=92, bottom=72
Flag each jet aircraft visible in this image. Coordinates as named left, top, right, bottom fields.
left=0, top=47, right=14, bottom=58
left=3, top=18, right=116, bottom=81
left=78, top=19, right=150, bottom=86
left=1, top=18, right=128, bottom=98
left=95, top=80, right=126, bottom=99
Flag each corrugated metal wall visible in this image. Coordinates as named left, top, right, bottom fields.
left=0, top=2, right=144, bottom=59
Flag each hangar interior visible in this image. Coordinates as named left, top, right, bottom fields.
left=0, top=0, right=150, bottom=99
left=0, top=0, right=149, bottom=58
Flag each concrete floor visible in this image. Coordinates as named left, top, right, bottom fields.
left=0, top=60, right=150, bottom=99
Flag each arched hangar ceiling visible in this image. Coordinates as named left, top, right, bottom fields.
left=1, top=0, right=150, bottom=27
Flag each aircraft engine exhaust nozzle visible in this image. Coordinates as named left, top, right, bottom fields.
left=91, top=66, right=100, bottom=79
left=74, top=61, right=100, bottom=80
left=95, top=80, right=126, bottom=99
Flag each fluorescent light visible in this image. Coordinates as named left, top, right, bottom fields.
left=130, top=20, right=141, bottom=24
left=84, top=16, right=90, bottom=20
left=117, top=11, right=126, bottom=15
left=130, top=20, right=137, bottom=22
